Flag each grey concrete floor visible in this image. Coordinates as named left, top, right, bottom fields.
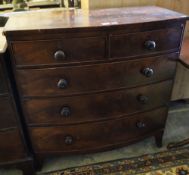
left=1, top=103, right=189, bottom=175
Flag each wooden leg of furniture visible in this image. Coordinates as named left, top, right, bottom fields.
left=155, top=130, right=164, bottom=148
left=21, top=159, right=35, bottom=175
left=34, top=155, right=44, bottom=171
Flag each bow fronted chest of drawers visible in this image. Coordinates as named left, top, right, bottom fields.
left=4, top=6, right=189, bottom=161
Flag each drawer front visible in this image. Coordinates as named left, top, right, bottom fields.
left=0, top=129, right=26, bottom=162
left=24, top=81, right=172, bottom=125
left=110, top=27, right=182, bottom=59
left=0, top=97, right=17, bottom=129
left=0, top=59, right=8, bottom=94
left=17, top=53, right=177, bottom=97
left=30, top=107, right=167, bottom=153
left=12, top=37, right=106, bottom=66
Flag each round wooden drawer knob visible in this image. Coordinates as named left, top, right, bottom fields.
left=60, top=106, right=71, bottom=117
left=54, top=50, right=66, bottom=60
left=142, top=68, right=154, bottom=77
left=57, top=79, right=68, bottom=89
left=64, top=135, right=73, bottom=145
left=137, top=95, right=149, bottom=104
left=145, top=40, right=156, bottom=50
left=136, top=122, right=146, bottom=129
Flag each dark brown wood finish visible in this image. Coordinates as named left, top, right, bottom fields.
left=29, top=107, right=168, bottom=154
left=0, top=53, right=34, bottom=174
left=23, top=81, right=172, bottom=126
left=3, top=6, right=189, bottom=168
left=0, top=129, right=26, bottom=162
left=11, top=27, right=182, bottom=67
left=0, top=60, right=8, bottom=94
left=4, top=7, right=189, bottom=34
left=16, top=54, right=177, bottom=97
left=0, top=97, right=17, bottom=129
left=110, top=27, right=182, bottom=58
left=12, top=36, right=107, bottom=66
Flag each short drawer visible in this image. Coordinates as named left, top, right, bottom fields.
left=16, top=53, right=177, bottom=97
left=110, top=27, right=182, bottom=59
left=23, top=81, right=172, bottom=125
left=0, top=129, right=26, bottom=162
left=12, top=36, right=106, bottom=66
left=30, top=107, right=167, bottom=153
left=0, top=97, right=17, bottom=129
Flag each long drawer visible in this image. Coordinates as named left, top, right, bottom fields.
left=30, top=107, right=167, bottom=154
left=0, top=97, right=17, bottom=129
left=0, top=129, right=26, bottom=162
left=12, top=36, right=106, bottom=66
left=110, top=27, right=182, bottom=59
left=23, top=80, right=172, bottom=125
left=16, top=53, right=177, bottom=97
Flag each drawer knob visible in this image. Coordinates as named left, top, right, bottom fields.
left=137, top=95, right=149, bottom=104
left=57, top=79, right=68, bottom=89
left=64, top=135, right=73, bottom=145
left=60, top=106, right=71, bottom=117
left=142, top=68, right=154, bottom=77
left=136, top=122, right=146, bottom=129
left=145, top=40, right=156, bottom=50
left=54, top=50, right=66, bottom=60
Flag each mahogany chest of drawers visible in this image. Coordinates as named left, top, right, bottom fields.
left=0, top=52, right=33, bottom=174
left=4, top=6, right=189, bottom=163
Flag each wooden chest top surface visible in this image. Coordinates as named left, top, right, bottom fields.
left=4, top=6, right=189, bottom=34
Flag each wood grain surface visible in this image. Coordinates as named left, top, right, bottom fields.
left=80, top=0, right=189, bottom=36
left=29, top=107, right=167, bottom=154
left=23, top=81, right=172, bottom=126
left=16, top=54, right=177, bottom=97
left=4, top=6, right=188, bottom=34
